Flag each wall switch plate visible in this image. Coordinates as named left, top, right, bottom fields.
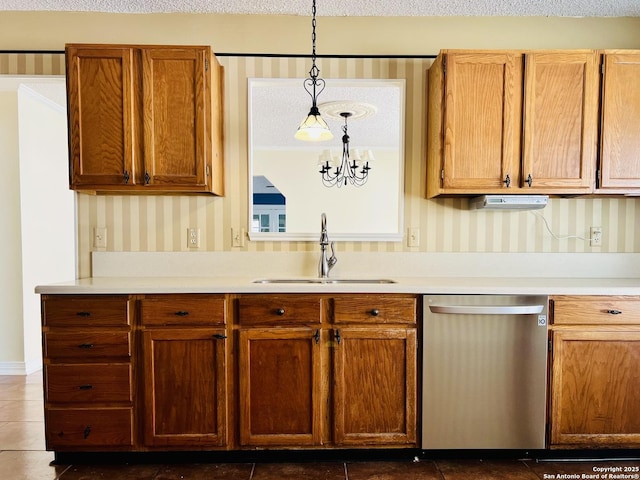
left=590, top=226, right=602, bottom=247
left=232, top=227, right=245, bottom=247
left=408, top=227, right=420, bottom=247
left=188, top=228, right=200, bottom=248
left=94, top=227, right=107, bottom=248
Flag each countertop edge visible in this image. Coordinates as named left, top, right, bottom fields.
left=34, top=276, right=640, bottom=296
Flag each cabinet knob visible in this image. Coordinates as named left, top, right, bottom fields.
left=503, top=175, right=511, bottom=188
left=83, top=426, right=92, bottom=439
left=606, top=309, right=622, bottom=315
left=276, top=308, right=285, bottom=316
left=370, top=309, right=380, bottom=317
left=525, top=174, right=533, bottom=187
left=334, top=329, right=341, bottom=345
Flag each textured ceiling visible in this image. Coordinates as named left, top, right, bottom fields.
left=0, top=0, right=638, bottom=17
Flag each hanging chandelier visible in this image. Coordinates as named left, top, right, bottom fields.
left=318, top=112, right=374, bottom=187
left=294, top=0, right=333, bottom=142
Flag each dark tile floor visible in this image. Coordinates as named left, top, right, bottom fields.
left=2, top=372, right=639, bottom=479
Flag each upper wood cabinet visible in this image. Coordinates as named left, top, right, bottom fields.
left=66, top=44, right=224, bottom=195
left=427, top=49, right=598, bottom=197
left=597, top=51, right=640, bottom=194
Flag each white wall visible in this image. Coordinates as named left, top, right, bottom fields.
left=0, top=86, right=24, bottom=372
left=0, top=76, right=74, bottom=375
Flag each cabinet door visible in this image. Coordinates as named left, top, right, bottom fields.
left=550, top=329, right=640, bottom=446
left=599, top=53, right=640, bottom=192
left=522, top=52, right=598, bottom=193
left=142, top=329, right=227, bottom=447
left=238, top=328, right=322, bottom=446
left=141, top=47, right=209, bottom=188
left=441, top=52, right=523, bottom=192
left=333, top=327, right=417, bottom=446
left=66, top=46, right=136, bottom=187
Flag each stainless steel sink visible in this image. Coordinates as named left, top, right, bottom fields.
left=253, top=278, right=396, bottom=284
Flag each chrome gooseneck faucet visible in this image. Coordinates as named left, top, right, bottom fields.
left=319, top=213, right=337, bottom=278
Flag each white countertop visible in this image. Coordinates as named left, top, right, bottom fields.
left=35, top=252, right=640, bottom=296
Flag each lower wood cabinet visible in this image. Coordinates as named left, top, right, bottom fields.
left=236, top=294, right=418, bottom=448
left=549, top=295, right=640, bottom=448
left=140, top=295, right=228, bottom=448
left=41, top=294, right=134, bottom=451
left=238, top=327, right=322, bottom=446
left=333, top=326, right=417, bottom=446
left=40, top=292, right=417, bottom=452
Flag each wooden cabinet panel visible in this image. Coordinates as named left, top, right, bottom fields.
left=142, top=47, right=208, bottom=188
left=66, top=46, right=136, bottom=187
left=550, top=330, right=640, bottom=446
left=143, top=328, right=228, bottom=447
left=42, top=295, right=132, bottom=327
left=522, top=52, right=597, bottom=192
left=440, top=52, right=523, bottom=193
left=46, top=364, right=131, bottom=403
left=45, top=408, right=133, bottom=448
left=333, top=327, right=417, bottom=446
left=599, top=52, right=640, bottom=192
left=332, top=295, right=416, bottom=324
left=552, top=295, right=640, bottom=325
left=237, top=295, right=322, bottom=325
left=44, top=332, right=131, bottom=359
left=140, top=294, right=226, bottom=326
left=237, top=328, right=322, bottom=446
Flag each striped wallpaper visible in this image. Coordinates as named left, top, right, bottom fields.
left=2, top=53, right=639, bottom=278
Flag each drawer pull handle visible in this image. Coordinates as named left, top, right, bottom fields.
left=276, top=308, right=285, bottom=316
left=76, top=311, right=91, bottom=317
left=607, top=309, right=622, bottom=315
left=314, top=329, right=320, bottom=344
left=335, top=329, right=341, bottom=345
left=174, top=311, right=190, bottom=316
left=370, top=309, right=380, bottom=316
left=78, top=343, right=94, bottom=349
left=83, top=426, right=91, bottom=439
left=213, top=334, right=227, bottom=340
left=79, top=384, right=93, bottom=390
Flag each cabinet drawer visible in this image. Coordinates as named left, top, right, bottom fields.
left=552, top=296, right=640, bottom=325
left=45, top=407, right=133, bottom=447
left=44, top=332, right=131, bottom=359
left=46, top=364, right=132, bottom=403
left=42, top=295, right=132, bottom=327
left=141, top=294, right=226, bottom=325
left=332, top=295, right=417, bottom=324
left=237, top=295, right=322, bottom=325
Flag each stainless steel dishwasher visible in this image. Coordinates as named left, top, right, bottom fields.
left=422, top=294, right=548, bottom=450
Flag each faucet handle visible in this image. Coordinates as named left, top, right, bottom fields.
left=328, top=241, right=338, bottom=268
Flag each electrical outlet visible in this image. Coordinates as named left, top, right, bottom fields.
left=590, top=226, right=602, bottom=247
left=94, top=227, right=107, bottom=248
left=187, top=228, right=200, bottom=248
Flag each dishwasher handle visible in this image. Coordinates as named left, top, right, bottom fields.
left=429, top=304, right=544, bottom=315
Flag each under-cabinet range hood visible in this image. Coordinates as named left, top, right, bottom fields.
left=469, top=195, right=548, bottom=210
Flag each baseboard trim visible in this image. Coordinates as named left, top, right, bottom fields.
left=0, top=360, right=42, bottom=375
